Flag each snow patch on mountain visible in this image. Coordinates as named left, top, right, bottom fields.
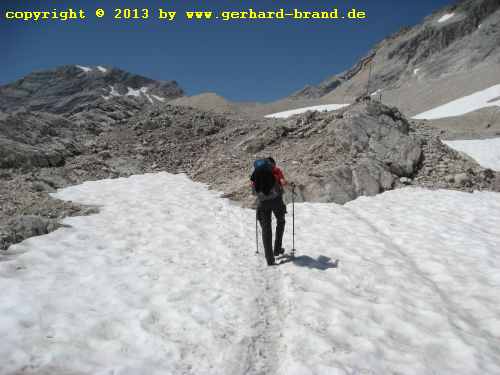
left=152, top=95, right=165, bottom=102
left=126, top=87, right=145, bottom=97
left=413, top=84, right=500, bottom=120
left=443, top=138, right=500, bottom=171
left=265, top=104, right=350, bottom=119
left=102, top=85, right=122, bottom=100
left=97, top=66, right=108, bottom=73
left=438, top=13, right=455, bottom=23
left=76, top=65, right=92, bottom=73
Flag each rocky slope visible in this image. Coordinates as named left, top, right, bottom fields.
left=292, top=0, right=500, bottom=106
left=273, top=0, right=500, bottom=126
left=0, top=65, right=183, bottom=113
left=172, top=0, right=500, bottom=138
left=1, top=65, right=499, bottom=250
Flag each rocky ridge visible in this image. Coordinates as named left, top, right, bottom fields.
left=1, top=67, right=499, bottom=250
left=290, top=0, right=500, bottom=114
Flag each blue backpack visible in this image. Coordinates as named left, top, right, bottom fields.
left=251, top=159, right=275, bottom=195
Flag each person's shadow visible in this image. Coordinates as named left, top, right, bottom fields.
left=278, top=254, right=339, bottom=270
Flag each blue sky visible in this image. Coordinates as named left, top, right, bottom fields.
left=1, top=0, right=453, bottom=101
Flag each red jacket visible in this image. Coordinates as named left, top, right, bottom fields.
left=272, top=166, right=285, bottom=187
left=250, top=166, right=286, bottom=188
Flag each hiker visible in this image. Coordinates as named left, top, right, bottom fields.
left=250, top=157, right=290, bottom=266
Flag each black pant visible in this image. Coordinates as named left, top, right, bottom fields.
left=257, top=196, right=286, bottom=265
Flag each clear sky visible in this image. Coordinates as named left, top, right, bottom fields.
left=1, top=0, right=453, bottom=102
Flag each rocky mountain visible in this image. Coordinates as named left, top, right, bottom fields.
left=287, top=0, right=500, bottom=117
left=173, top=0, right=500, bottom=130
left=0, top=65, right=183, bottom=130
left=2, top=0, right=500, bottom=250
left=0, top=65, right=183, bottom=113
left=0, top=65, right=184, bottom=169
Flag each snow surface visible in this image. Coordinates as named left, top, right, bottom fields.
left=105, top=86, right=162, bottom=103
left=444, top=138, right=500, bottom=171
left=370, top=89, right=382, bottom=97
left=413, top=84, right=500, bottom=120
left=97, top=66, right=108, bottom=73
left=126, top=86, right=145, bottom=97
left=1, top=173, right=500, bottom=374
left=265, top=104, right=350, bottom=119
left=76, top=65, right=92, bottom=73
left=126, top=87, right=155, bottom=103
left=438, top=13, right=455, bottom=23
left=102, top=85, right=122, bottom=100
left=152, top=94, right=166, bottom=102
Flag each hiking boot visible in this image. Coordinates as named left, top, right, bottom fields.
left=274, top=248, right=285, bottom=256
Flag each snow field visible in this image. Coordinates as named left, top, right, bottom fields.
left=443, top=138, right=500, bottom=171
left=1, top=173, right=500, bottom=374
left=1, top=174, right=282, bottom=374
left=265, top=104, right=350, bottom=119
left=413, top=84, right=500, bottom=120
left=438, top=13, right=455, bottom=23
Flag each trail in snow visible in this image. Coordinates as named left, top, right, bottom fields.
left=0, top=174, right=285, bottom=375
left=1, top=173, right=500, bottom=374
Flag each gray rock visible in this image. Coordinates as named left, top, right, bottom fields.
left=2, top=215, right=60, bottom=249
left=353, top=158, right=395, bottom=196
left=445, top=174, right=455, bottom=183
left=454, top=173, right=470, bottom=185
left=303, top=165, right=357, bottom=204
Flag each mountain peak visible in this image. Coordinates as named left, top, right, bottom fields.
left=0, top=65, right=184, bottom=114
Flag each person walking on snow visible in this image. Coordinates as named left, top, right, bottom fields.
left=251, top=157, right=291, bottom=266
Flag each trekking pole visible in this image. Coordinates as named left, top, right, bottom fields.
left=292, top=185, right=296, bottom=258
left=255, top=209, right=259, bottom=254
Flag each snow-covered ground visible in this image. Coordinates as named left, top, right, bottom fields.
left=413, top=84, right=500, bottom=120
left=76, top=65, right=92, bottom=73
left=265, top=104, right=350, bottom=119
left=1, top=173, right=500, bottom=374
left=444, top=137, right=500, bottom=171
left=438, top=13, right=455, bottom=23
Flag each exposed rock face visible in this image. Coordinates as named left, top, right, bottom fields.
left=290, top=0, right=500, bottom=102
left=0, top=112, right=82, bottom=169
left=0, top=65, right=183, bottom=114
left=191, top=100, right=498, bottom=207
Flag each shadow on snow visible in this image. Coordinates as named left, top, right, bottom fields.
left=278, top=254, right=339, bottom=270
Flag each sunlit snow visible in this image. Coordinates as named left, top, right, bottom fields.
left=126, top=87, right=144, bottom=97
left=76, top=65, right=92, bottom=73
left=97, top=66, right=108, bottom=73
left=125, top=87, right=154, bottom=103
left=102, top=86, right=122, bottom=101
left=438, top=13, right=455, bottom=23
left=1, top=172, right=500, bottom=374
left=265, top=104, right=350, bottom=119
left=413, top=84, right=500, bottom=120
left=152, top=94, right=165, bottom=102
left=444, top=138, right=500, bottom=171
